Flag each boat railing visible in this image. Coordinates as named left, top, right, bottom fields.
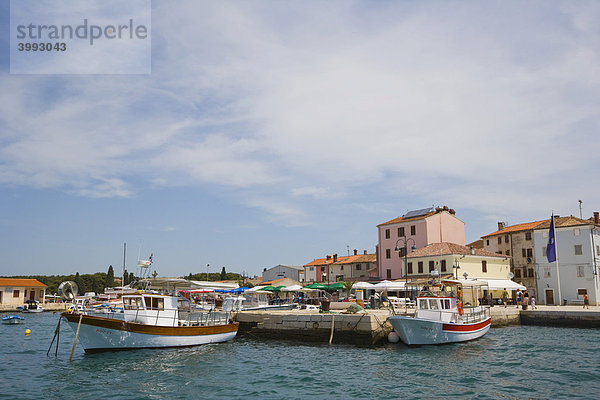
left=178, top=310, right=230, bottom=326
left=460, top=306, right=490, bottom=324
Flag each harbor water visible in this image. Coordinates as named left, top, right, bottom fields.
left=1, top=312, right=599, bottom=399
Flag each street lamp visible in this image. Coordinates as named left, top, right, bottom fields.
left=206, top=264, right=209, bottom=282
left=453, top=263, right=461, bottom=280
left=395, top=238, right=417, bottom=284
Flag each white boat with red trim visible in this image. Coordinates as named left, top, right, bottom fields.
left=62, top=292, right=238, bottom=353
left=388, top=279, right=490, bottom=345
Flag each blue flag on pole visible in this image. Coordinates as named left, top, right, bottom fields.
left=546, top=215, right=557, bottom=263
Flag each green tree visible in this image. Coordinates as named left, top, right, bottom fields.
left=123, top=269, right=129, bottom=285
left=106, top=265, right=115, bottom=288
left=220, top=267, right=227, bottom=280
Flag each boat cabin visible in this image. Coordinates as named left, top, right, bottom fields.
left=122, top=294, right=179, bottom=326
left=416, top=297, right=458, bottom=322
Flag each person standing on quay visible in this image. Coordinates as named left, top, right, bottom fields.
left=523, top=290, right=530, bottom=308
left=583, top=293, right=590, bottom=309
left=516, top=289, right=522, bottom=308
left=531, top=296, right=537, bottom=309
left=502, top=289, right=508, bottom=308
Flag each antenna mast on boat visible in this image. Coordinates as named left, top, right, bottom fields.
left=122, top=242, right=126, bottom=295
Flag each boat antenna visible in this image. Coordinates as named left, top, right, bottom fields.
left=122, top=242, right=126, bottom=296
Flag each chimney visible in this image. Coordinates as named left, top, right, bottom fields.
left=470, top=245, right=475, bottom=255
left=443, top=205, right=449, bottom=211
left=354, top=249, right=358, bottom=256
left=449, top=208, right=455, bottom=215
left=326, top=255, right=331, bottom=260
left=364, top=250, right=367, bottom=255
left=497, top=222, right=505, bottom=231
left=333, top=254, right=338, bottom=262
left=594, top=212, right=599, bottom=224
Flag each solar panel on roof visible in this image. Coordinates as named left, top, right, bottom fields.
left=403, top=207, right=434, bottom=219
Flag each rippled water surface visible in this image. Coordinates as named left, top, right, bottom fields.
left=1, top=312, right=599, bottom=399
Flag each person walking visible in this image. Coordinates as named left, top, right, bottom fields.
left=583, top=293, right=590, bottom=309
left=502, top=288, right=508, bottom=308
left=531, top=296, right=536, bottom=309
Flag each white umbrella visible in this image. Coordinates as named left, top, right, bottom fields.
left=352, top=281, right=375, bottom=289
left=373, top=280, right=406, bottom=291
left=281, top=284, right=303, bottom=292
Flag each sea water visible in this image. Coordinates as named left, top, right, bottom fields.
left=1, top=312, right=599, bottom=399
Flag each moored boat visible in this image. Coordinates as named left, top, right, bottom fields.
left=21, top=300, right=44, bottom=313
left=388, top=278, right=490, bottom=345
left=62, top=291, right=238, bottom=353
left=2, top=315, right=25, bottom=325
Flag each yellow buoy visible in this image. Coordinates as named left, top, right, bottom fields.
left=25, top=329, right=31, bottom=335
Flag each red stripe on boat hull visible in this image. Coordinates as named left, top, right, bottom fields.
left=442, top=318, right=491, bottom=332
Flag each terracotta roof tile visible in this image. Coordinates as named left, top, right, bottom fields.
left=0, top=278, right=47, bottom=287
left=407, top=242, right=509, bottom=259
left=534, top=215, right=597, bottom=229
left=304, top=253, right=376, bottom=267
left=481, top=220, right=546, bottom=238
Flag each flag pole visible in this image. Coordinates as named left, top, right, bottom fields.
left=553, top=213, right=562, bottom=305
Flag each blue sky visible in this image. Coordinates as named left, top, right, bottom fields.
left=1, top=1, right=600, bottom=277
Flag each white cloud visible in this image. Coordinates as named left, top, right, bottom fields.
left=2, top=1, right=600, bottom=226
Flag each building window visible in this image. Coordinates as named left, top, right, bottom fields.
left=578, top=288, right=588, bottom=296
left=482, top=260, right=487, bottom=273
left=574, top=245, right=583, bottom=255
left=441, top=260, right=447, bottom=272
left=310, top=267, right=314, bottom=271
left=398, top=227, right=405, bottom=237
left=505, top=235, right=509, bottom=243
left=515, top=269, right=521, bottom=278
left=544, top=267, right=551, bottom=278
left=418, top=261, right=423, bottom=273
left=24, top=290, right=27, bottom=297
left=574, top=228, right=581, bottom=236
left=386, top=269, right=392, bottom=279
left=496, top=251, right=502, bottom=255
left=410, top=225, right=416, bottom=235
left=486, top=239, right=490, bottom=246
left=407, top=262, right=413, bottom=274
left=577, top=265, right=585, bottom=277
left=429, top=261, right=435, bottom=272
left=385, top=249, right=391, bottom=259
left=498, top=237, right=502, bottom=245
left=356, top=264, right=362, bottom=270
left=526, top=248, right=533, bottom=258
left=525, top=231, right=532, bottom=240
left=340, top=265, right=344, bottom=271
left=385, top=229, right=390, bottom=239
left=13, top=290, right=20, bottom=298
left=528, top=268, right=534, bottom=278
left=506, top=250, right=510, bottom=255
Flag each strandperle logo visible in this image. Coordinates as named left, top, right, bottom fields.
left=16, top=19, right=148, bottom=45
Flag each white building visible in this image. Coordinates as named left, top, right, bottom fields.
left=533, top=214, right=600, bottom=306
left=262, top=265, right=305, bottom=283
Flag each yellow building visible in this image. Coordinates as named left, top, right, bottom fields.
left=403, top=242, right=523, bottom=301
left=0, top=278, right=47, bottom=305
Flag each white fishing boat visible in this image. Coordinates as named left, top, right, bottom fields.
left=2, top=315, right=25, bottom=325
left=388, top=278, right=490, bottom=345
left=62, top=291, right=238, bottom=353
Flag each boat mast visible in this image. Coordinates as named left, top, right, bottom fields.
left=122, top=242, right=126, bottom=296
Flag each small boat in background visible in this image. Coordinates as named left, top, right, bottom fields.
left=2, top=315, right=25, bottom=325
left=21, top=300, right=44, bottom=313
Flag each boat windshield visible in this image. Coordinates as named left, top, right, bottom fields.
left=123, top=296, right=143, bottom=310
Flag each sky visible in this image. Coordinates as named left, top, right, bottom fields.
left=1, top=1, right=600, bottom=278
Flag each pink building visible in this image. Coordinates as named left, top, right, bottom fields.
left=377, top=206, right=465, bottom=279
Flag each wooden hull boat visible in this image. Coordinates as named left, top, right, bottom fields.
left=62, top=312, right=238, bottom=353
